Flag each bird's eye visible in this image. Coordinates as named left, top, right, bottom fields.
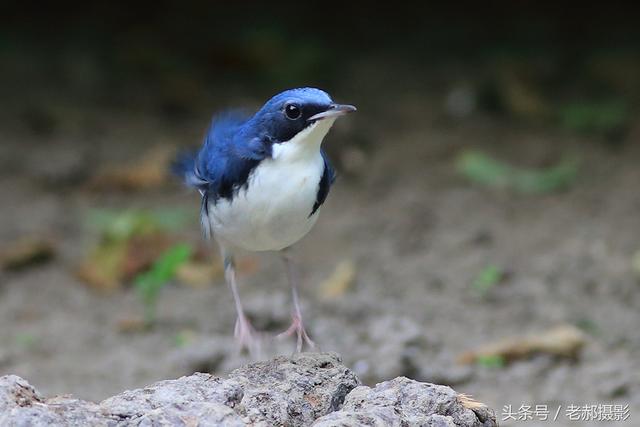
left=284, top=103, right=301, bottom=120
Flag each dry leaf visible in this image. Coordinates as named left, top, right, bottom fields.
left=120, top=234, right=175, bottom=281
left=174, top=253, right=257, bottom=288
left=237, top=256, right=260, bottom=276
left=76, top=232, right=175, bottom=292
left=75, top=240, right=128, bottom=292
left=494, top=62, right=551, bottom=121
left=318, top=260, right=356, bottom=300
left=0, top=237, right=55, bottom=270
left=116, top=316, right=147, bottom=333
left=86, top=145, right=175, bottom=191
left=457, top=324, right=586, bottom=365
left=457, top=394, right=488, bottom=411
left=176, top=260, right=223, bottom=288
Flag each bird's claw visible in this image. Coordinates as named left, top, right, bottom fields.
left=277, top=315, right=316, bottom=353
left=234, top=315, right=261, bottom=356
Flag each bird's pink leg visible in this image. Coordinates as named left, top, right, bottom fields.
left=277, top=250, right=316, bottom=352
left=224, top=256, right=260, bottom=355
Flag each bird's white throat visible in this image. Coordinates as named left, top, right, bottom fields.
left=271, top=118, right=335, bottom=162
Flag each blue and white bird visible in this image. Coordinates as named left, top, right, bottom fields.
left=174, top=88, right=356, bottom=353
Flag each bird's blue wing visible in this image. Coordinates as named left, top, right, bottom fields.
left=310, top=150, right=336, bottom=216
left=172, top=110, right=271, bottom=238
left=196, top=111, right=272, bottom=200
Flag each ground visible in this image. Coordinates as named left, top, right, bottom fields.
left=1, top=91, right=639, bottom=427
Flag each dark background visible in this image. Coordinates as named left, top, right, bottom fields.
left=1, top=3, right=639, bottom=425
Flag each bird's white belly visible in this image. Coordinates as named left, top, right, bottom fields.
left=207, top=152, right=324, bottom=252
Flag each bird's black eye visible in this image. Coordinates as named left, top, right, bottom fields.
left=284, top=103, right=301, bottom=120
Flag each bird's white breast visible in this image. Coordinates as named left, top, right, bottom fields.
left=207, top=119, right=334, bottom=252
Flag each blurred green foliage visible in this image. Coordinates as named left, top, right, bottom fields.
left=134, top=243, right=193, bottom=326
left=472, top=264, right=503, bottom=297
left=14, top=333, right=38, bottom=349
left=86, top=208, right=192, bottom=242
left=574, top=318, right=600, bottom=336
left=173, top=330, right=196, bottom=348
left=476, top=354, right=506, bottom=368
left=558, top=100, right=629, bottom=135
left=457, top=150, right=579, bottom=194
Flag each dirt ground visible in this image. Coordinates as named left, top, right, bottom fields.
left=1, top=90, right=639, bottom=427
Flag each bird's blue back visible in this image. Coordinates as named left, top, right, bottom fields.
left=173, top=88, right=336, bottom=236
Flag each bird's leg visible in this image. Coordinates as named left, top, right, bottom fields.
left=224, top=255, right=260, bottom=355
left=277, top=250, right=316, bottom=352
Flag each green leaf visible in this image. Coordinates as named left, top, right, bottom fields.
left=472, top=264, right=503, bottom=297
left=15, top=333, right=38, bottom=348
left=559, top=100, right=629, bottom=134
left=85, top=208, right=193, bottom=242
left=134, top=243, right=193, bottom=325
left=456, top=150, right=579, bottom=194
left=173, top=330, right=195, bottom=348
left=574, top=318, right=600, bottom=336
left=476, top=354, right=506, bottom=368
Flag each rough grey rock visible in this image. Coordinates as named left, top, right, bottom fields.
left=0, top=375, right=109, bottom=426
left=313, top=377, right=495, bottom=427
left=0, top=353, right=496, bottom=427
left=100, top=373, right=244, bottom=420
left=228, top=352, right=360, bottom=426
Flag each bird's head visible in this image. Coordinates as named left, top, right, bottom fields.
left=247, top=88, right=356, bottom=157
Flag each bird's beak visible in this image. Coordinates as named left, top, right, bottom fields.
left=307, top=104, right=357, bottom=122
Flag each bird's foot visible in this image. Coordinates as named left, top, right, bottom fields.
left=234, top=315, right=261, bottom=356
left=277, top=315, right=316, bottom=353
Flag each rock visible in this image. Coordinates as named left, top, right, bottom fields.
left=0, top=353, right=496, bottom=427
left=314, top=377, right=495, bottom=427
left=101, top=373, right=244, bottom=420
left=228, top=352, right=360, bottom=426
left=0, top=375, right=108, bottom=426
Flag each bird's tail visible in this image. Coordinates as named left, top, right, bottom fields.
left=171, top=150, right=208, bottom=189
left=171, top=150, right=212, bottom=239
left=171, top=150, right=196, bottom=185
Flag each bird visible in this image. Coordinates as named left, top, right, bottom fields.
left=173, top=88, right=356, bottom=353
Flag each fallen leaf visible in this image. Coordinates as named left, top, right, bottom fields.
left=75, top=240, right=128, bottom=292
left=121, top=234, right=175, bottom=281
left=318, top=260, right=356, bottom=300
left=174, top=329, right=197, bottom=348
left=495, top=64, right=551, bottom=121
left=116, top=316, right=147, bottom=333
left=457, top=394, right=488, bottom=411
left=0, top=237, right=55, bottom=270
left=456, top=150, right=579, bottom=194
left=76, top=232, right=175, bottom=292
left=237, top=256, right=260, bottom=276
left=176, top=260, right=223, bottom=288
left=457, top=325, right=586, bottom=365
left=85, top=145, right=175, bottom=191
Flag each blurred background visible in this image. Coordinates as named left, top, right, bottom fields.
left=1, top=2, right=639, bottom=424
